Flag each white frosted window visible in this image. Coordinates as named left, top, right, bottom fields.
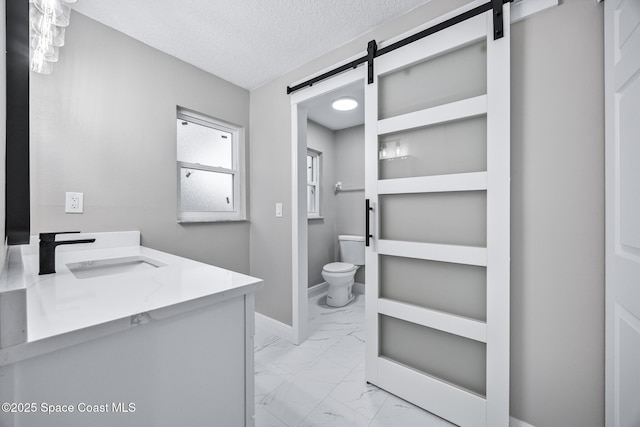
left=179, top=168, right=234, bottom=212
left=177, top=120, right=232, bottom=169
left=177, top=108, right=244, bottom=222
left=307, top=150, right=320, bottom=217
left=307, top=185, right=316, bottom=213
left=307, top=154, right=314, bottom=182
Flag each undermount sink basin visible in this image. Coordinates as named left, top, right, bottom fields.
left=66, top=256, right=167, bottom=279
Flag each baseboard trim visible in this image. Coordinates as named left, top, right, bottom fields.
left=308, top=281, right=365, bottom=297
left=255, top=312, right=296, bottom=344
left=510, top=416, right=535, bottom=427
left=307, top=282, right=328, bottom=298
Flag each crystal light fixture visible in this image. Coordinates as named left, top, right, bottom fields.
left=29, top=0, right=77, bottom=75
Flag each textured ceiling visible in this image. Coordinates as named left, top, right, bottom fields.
left=71, top=0, right=431, bottom=90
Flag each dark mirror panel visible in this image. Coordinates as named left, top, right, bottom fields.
left=6, top=0, right=31, bottom=244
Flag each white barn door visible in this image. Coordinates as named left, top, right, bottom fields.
left=364, top=4, right=510, bottom=427
left=605, top=1, right=640, bottom=426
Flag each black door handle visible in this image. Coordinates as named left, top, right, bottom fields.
left=365, top=199, right=373, bottom=247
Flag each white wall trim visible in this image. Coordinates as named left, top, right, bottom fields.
left=308, top=282, right=329, bottom=298
left=291, top=103, right=307, bottom=345
left=291, top=67, right=366, bottom=347
left=511, top=0, right=558, bottom=23
left=375, top=0, right=558, bottom=50
left=509, top=416, right=536, bottom=427
left=308, top=281, right=365, bottom=298
left=255, top=312, right=297, bottom=345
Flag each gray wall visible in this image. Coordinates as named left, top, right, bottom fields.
left=307, top=123, right=366, bottom=287
left=250, top=76, right=292, bottom=324
left=307, top=120, right=337, bottom=287
left=30, top=12, right=251, bottom=274
left=249, top=0, right=604, bottom=426
left=335, top=125, right=365, bottom=284
left=510, top=2, right=604, bottom=426
left=335, top=125, right=365, bottom=236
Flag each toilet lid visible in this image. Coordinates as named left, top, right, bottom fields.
left=324, top=262, right=355, bottom=273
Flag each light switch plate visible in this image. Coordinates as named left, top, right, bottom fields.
left=275, top=203, right=283, bottom=218
left=65, top=192, right=84, bottom=213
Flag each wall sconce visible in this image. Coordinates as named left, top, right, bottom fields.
left=29, top=0, right=77, bottom=74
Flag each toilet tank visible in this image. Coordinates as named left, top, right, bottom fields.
left=338, top=235, right=365, bottom=266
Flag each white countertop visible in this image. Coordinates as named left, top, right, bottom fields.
left=0, top=231, right=262, bottom=364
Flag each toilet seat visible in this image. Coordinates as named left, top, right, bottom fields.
left=323, top=262, right=355, bottom=273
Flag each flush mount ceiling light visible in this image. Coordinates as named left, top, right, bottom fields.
left=331, top=97, right=358, bottom=111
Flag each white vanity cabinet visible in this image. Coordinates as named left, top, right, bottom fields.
left=0, top=232, right=262, bottom=427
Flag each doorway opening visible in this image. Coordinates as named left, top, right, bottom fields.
left=290, top=69, right=366, bottom=344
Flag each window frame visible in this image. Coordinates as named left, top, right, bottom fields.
left=307, top=148, right=322, bottom=219
left=176, top=107, right=246, bottom=223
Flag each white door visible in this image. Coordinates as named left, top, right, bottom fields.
left=605, top=1, right=640, bottom=426
left=364, top=3, right=510, bottom=427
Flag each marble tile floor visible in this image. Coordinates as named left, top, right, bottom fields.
left=254, top=292, right=456, bottom=427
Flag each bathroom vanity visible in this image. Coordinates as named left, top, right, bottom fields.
left=0, top=231, right=263, bottom=427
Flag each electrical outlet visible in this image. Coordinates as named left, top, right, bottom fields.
left=65, top=192, right=84, bottom=213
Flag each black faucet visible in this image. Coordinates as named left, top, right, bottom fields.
left=39, top=231, right=96, bottom=275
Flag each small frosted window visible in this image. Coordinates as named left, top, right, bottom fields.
left=179, top=168, right=234, bottom=212
left=307, top=185, right=316, bottom=213
left=176, top=108, right=244, bottom=222
left=307, top=154, right=314, bottom=183
left=177, top=120, right=232, bottom=169
left=307, top=150, right=321, bottom=217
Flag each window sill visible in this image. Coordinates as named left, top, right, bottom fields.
left=178, top=217, right=248, bottom=224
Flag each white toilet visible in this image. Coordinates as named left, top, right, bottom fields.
left=321, top=235, right=365, bottom=307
